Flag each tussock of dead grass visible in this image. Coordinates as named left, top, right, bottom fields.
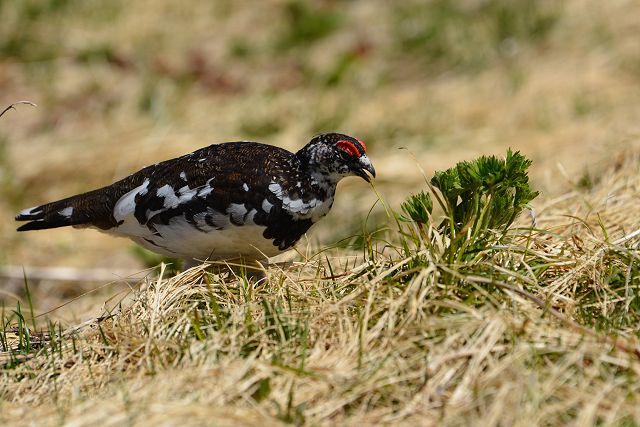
left=2, top=150, right=640, bottom=426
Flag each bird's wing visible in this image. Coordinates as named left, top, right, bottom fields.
left=111, top=142, right=293, bottom=236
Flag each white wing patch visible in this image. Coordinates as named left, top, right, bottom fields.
left=228, top=203, right=247, bottom=224
left=197, top=179, right=214, bottom=198
left=58, top=206, right=74, bottom=218
left=114, top=179, right=149, bottom=222
left=245, top=208, right=257, bottom=224
left=154, top=184, right=199, bottom=209
left=192, top=208, right=229, bottom=230
left=109, top=179, right=157, bottom=239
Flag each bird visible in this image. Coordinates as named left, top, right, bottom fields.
left=15, top=133, right=375, bottom=269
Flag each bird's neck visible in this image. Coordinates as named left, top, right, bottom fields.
left=296, top=146, right=342, bottom=190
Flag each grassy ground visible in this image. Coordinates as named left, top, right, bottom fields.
left=2, top=1, right=640, bottom=425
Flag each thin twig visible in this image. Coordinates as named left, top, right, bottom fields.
left=0, top=101, right=37, bottom=119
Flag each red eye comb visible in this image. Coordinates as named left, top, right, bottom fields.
left=356, top=138, right=367, bottom=152
left=336, top=140, right=360, bottom=157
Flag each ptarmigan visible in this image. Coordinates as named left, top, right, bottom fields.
left=15, top=133, right=375, bottom=267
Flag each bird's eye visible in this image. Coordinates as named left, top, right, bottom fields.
left=336, top=140, right=360, bottom=158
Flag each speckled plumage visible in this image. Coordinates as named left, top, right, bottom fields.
left=16, top=133, right=375, bottom=264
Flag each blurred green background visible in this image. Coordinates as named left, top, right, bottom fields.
left=1, top=0, right=639, bottom=275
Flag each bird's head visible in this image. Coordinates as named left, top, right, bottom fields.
left=297, top=133, right=376, bottom=184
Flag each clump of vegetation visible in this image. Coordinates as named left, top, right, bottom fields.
left=398, top=149, right=538, bottom=275
left=430, top=150, right=538, bottom=233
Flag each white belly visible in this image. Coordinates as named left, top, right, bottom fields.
left=141, top=220, right=282, bottom=261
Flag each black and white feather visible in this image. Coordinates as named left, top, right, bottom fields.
left=16, top=133, right=375, bottom=265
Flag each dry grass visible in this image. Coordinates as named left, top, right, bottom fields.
left=3, top=150, right=640, bottom=426
left=2, top=1, right=640, bottom=425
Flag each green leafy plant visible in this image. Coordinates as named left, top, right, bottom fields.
left=399, top=191, right=433, bottom=226
left=399, top=149, right=538, bottom=264
left=432, top=149, right=538, bottom=234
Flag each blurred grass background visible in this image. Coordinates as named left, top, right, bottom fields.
left=1, top=0, right=640, bottom=316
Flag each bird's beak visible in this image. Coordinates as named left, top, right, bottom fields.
left=356, top=155, right=376, bottom=182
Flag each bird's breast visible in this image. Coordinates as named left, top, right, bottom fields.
left=267, top=181, right=334, bottom=222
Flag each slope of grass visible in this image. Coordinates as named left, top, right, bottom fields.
left=2, top=148, right=640, bottom=426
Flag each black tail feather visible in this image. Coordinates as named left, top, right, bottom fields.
left=16, top=183, right=123, bottom=232
left=16, top=217, right=73, bottom=231
left=15, top=198, right=86, bottom=231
